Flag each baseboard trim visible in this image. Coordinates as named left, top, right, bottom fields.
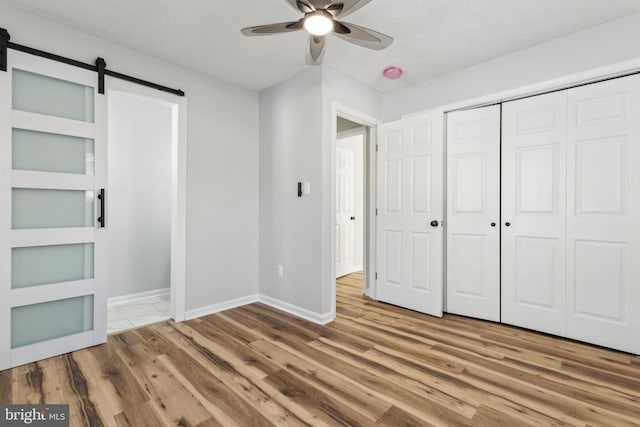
left=182, top=293, right=334, bottom=325
left=184, top=294, right=259, bottom=320
left=108, top=288, right=170, bottom=306
left=258, top=294, right=335, bottom=325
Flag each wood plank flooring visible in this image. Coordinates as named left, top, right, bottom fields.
left=2, top=271, right=640, bottom=426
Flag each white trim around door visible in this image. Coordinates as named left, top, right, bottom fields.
left=106, top=77, right=188, bottom=323
left=329, top=103, right=380, bottom=319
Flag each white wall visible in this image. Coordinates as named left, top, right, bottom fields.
left=382, top=13, right=640, bottom=121
left=0, top=4, right=260, bottom=311
left=259, top=65, right=380, bottom=317
left=259, top=67, right=325, bottom=313
left=107, top=92, right=172, bottom=299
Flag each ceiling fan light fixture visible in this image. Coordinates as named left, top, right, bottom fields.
left=303, top=11, right=334, bottom=36
left=240, top=0, right=394, bottom=65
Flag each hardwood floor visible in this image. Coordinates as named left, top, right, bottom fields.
left=3, top=271, right=640, bottom=426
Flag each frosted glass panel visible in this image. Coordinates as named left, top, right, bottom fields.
left=12, top=189, right=94, bottom=229
left=12, top=69, right=94, bottom=122
left=12, top=243, right=94, bottom=289
left=11, top=295, right=94, bottom=348
left=13, top=128, right=95, bottom=175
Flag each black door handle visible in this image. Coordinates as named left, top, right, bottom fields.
left=97, top=188, right=105, bottom=228
left=491, top=222, right=496, bottom=227
left=430, top=220, right=439, bottom=227
left=350, top=216, right=356, bottom=220
left=505, top=222, right=511, bottom=227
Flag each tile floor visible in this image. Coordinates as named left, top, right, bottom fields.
left=107, top=294, right=170, bottom=334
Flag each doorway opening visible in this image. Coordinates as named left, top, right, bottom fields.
left=333, top=109, right=377, bottom=318
left=105, top=86, right=186, bottom=333
left=336, top=120, right=365, bottom=278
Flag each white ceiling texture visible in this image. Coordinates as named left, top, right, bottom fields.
left=2, top=0, right=640, bottom=92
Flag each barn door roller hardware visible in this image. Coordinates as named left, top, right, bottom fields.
left=0, top=28, right=9, bottom=72
left=0, top=27, right=185, bottom=97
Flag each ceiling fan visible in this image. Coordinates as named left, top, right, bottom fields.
left=241, top=0, right=393, bottom=65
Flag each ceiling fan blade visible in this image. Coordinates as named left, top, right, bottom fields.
left=307, top=0, right=334, bottom=10
left=330, top=0, right=372, bottom=18
left=333, top=21, right=393, bottom=50
left=283, top=0, right=315, bottom=13
left=241, top=21, right=303, bottom=36
left=325, top=3, right=344, bottom=17
left=306, top=35, right=327, bottom=65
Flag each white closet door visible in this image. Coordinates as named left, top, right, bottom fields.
left=566, top=74, right=640, bottom=354
left=501, top=91, right=567, bottom=336
left=446, top=105, right=500, bottom=321
left=376, top=111, right=444, bottom=316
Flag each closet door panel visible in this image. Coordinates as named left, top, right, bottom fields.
left=566, top=74, right=640, bottom=354
left=501, top=91, right=567, bottom=336
left=446, top=105, right=500, bottom=321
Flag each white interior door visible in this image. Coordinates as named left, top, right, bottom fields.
left=336, top=146, right=355, bottom=277
left=0, top=51, right=107, bottom=370
left=501, top=91, right=567, bottom=336
left=376, top=111, right=444, bottom=316
left=446, top=105, right=501, bottom=321
left=566, top=74, right=640, bottom=355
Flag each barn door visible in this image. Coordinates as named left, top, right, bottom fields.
left=376, top=111, right=444, bottom=316
left=0, top=50, right=107, bottom=370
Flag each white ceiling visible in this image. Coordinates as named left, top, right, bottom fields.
left=3, top=0, right=640, bottom=92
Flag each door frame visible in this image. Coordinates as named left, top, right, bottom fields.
left=106, top=77, right=188, bottom=322
left=330, top=103, right=380, bottom=317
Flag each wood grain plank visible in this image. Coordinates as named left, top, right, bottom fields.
left=113, top=401, right=166, bottom=427
left=309, top=339, right=478, bottom=420
left=11, top=362, right=45, bottom=404
left=115, top=344, right=212, bottom=427
left=431, top=344, right=640, bottom=423
left=87, top=343, right=152, bottom=405
left=63, top=354, right=106, bottom=427
left=377, top=405, right=437, bottom=427
left=3, top=273, right=638, bottom=427
left=140, top=323, right=302, bottom=427
left=187, top=319, right=281, bottom=378
left=470, top=405, right=534, bottom=427
left=0, top=367, right=12, bottom=403
left=248, top=338, right=392, bottom=419
left=242, top=303, right=375, bottom=353
left=264, top=333, right=478, bottom=425
left=264, top=368, right=374, bottom=426
left=65, top=355, right=126, bottom=427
